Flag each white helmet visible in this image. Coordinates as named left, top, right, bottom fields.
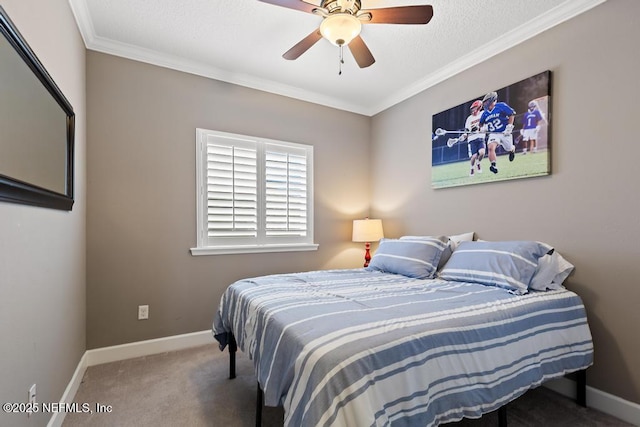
left=482, top=91, right=497, bottom=108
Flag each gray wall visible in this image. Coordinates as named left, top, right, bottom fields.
left=0, top=1, right=86, bottom=426
left=371, top=0, right=639, bottom=404
left=86, top=52, right=371, bottom=349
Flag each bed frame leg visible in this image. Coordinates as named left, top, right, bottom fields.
left=229, top=333, right=237, bottom=379
left=498, top=405, right=507, bottom=427
left=256, top=382, right=263, bottom=427
left=576, top=369, right=587, bottom=407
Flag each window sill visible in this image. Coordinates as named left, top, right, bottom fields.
left=190, top=243, right=319, bottom=256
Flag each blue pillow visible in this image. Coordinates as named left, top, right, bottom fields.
left=439, top=240, right=550, bottom=294
left=366, top=237, right=448, bottom=279
left=400, top=231, right=475, bottom=270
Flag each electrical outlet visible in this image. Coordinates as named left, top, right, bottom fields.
left=138, top=305, right=149, bottom=320
left=28, top=384, right=36, bottom=404
left=28, top=384, right=36, bottom=417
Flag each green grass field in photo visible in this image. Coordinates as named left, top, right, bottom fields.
left=432, top=150, right=549, bottom=189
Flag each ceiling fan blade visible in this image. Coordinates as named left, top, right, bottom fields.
left=348, top=35, right=375, bottom=68
left=363, top=5, right=433, bottom=24
left=256, top=0, right=317, bottom=14
left=283, top=29, right=323, bottom=60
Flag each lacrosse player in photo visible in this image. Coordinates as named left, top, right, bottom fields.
left=479, top=91, right=516, bottom=174
left=521, top=100, right=547, bottom=154
left=461, top=100, right=486, bottom=176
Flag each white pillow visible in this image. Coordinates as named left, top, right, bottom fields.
left=449, top=232, right=475, bottom=250
left=529, top=250, right=574, bottom=291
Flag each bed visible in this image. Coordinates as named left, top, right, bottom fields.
left=212, top=237, right=594, bottom=426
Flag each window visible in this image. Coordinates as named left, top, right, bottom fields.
left=191, top=129, right=317, bottom=255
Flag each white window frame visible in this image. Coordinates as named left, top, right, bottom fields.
left=190, top=129, right=318, bottom=256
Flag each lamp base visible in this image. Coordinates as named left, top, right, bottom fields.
left=363, top=242, right=371, bottom=268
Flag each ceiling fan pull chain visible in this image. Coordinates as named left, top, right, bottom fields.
left=338, top=45, right=344, bottom=75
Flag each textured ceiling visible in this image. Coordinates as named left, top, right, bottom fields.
left=69, top=0, right=605, bottom=116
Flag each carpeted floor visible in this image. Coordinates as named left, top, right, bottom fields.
left=63, top=344, right=633, bottom=427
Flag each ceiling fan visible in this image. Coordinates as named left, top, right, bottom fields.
left=257, top=0, right=434, bottom=69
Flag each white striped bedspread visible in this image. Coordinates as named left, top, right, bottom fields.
left=212, top=269, right=593, bottom=427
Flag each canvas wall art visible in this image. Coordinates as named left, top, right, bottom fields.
left=431, top=70, right=551, bottom=189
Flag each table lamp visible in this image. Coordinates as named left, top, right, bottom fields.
left=352, top=218, right=384, bottom=267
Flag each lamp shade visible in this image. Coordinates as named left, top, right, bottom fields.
left=352, top=219, right=384, bottom=242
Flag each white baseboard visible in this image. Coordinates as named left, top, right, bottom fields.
left=47, top=352, right=88, bottom=427
left=51, top=331, right=639, bottom=427
left=85, top=330, right=214, bottom=366
left=544, top=377, right=640, bottom=426
left=48, top=330, right=214, bottom=426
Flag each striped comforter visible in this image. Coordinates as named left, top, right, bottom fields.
left=212, top=269, right=593, bottom=426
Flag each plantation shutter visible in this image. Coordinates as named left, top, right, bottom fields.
left=194, top=128, right=315, bottom=253
left=265, top=144, right=308, bottom=237
left=206, top=136, right=258, bottom=240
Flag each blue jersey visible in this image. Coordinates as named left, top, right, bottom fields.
left=522, top=109, right=543, bottom=129
left=480, top=102, right=515, bottom=133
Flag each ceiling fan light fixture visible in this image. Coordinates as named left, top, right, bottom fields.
left=320, top=13, right=362, bottom=46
